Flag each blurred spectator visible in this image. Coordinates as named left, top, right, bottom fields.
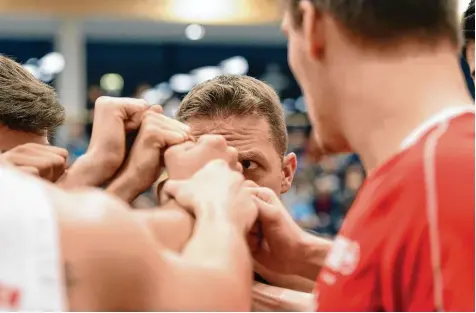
left=134, top=83, right=152, bottom=99
left=312, top=173, right=341, bottom=234
left=86, top=85, right=103, bottom=136
left=338, top=164, right=365, bottom=214
left=66, top=121, right=89, bottom=164
left=281, top=173, right=319, bottom=230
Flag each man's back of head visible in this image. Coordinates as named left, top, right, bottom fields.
left=0, top=56, right=65, bottom=146
left=286, top=0, right=461, bottom=51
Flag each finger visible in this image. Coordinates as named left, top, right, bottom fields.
left=226, top=146, right=238, bottom=161
left=234, top=161, right=243, bottom=173
left=149, top=105, right=164, bottom=114
left=248, top=187, right=276, bottom=204
left=253, top=196, right=282, bottom=225
left=162, top=179, right=184, bottom=198
left=123, top=99, right=150, bottom=130
left=198, top=134, right=227, bottom=149
left=244, top=180, right=259, bottom=188
left=158, top=129, right=190, bottom=148
left=18, top=166, right=40, bottom=176
left=28, top=144, right=69, bottom=161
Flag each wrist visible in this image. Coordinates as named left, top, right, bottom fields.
left=194, top=199, right=247, bottom=234
left=294, top=232, right=332, bottom=280
left=107, top=169, right=144, bottom=203
left=57, top=154, right=102, bottom=188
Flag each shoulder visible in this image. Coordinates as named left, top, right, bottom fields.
left=50, top=188, right=161, bottom=311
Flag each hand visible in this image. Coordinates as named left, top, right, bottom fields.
left=163, top=159, right=257, bottom=233
left=82, top=96, right=150, bottom=182
left=108, top=107, right=191, bottom=202
left=0, top=143, right=68, bottom=182
left=247, top=186, right=312, bottom=275
left=164, top=134, right=242, bottom=180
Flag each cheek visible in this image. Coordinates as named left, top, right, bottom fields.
left=288, top=37, right=304, bottom=79
left=244, top=169, right=282, bottom=195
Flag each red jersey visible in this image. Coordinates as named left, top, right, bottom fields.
left=315, top=107, right=475, bottom=311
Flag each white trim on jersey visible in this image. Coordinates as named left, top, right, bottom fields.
left=400, top=106, right=474, bottom=150
left=423, top=121, right=450, bottom=312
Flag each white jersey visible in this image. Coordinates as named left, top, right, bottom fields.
left=0, top=166, right=66, bottom=311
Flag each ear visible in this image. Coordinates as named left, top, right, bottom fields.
left=300, top=0, right=325, bottom=60
left=280, top=152, right=297, bottom=194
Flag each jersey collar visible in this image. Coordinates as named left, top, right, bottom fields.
left=400, top=106, right=475, bottom=150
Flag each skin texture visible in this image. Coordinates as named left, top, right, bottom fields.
left=186, top=115, right=296, bottom=196
left=0, top=126, right=48, bottom=151
left=12, top=160, right=256, bottom=311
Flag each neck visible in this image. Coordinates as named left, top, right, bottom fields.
left=332, top=46, right=474, bottom=171
left=0, top=126, right=47, bottom=151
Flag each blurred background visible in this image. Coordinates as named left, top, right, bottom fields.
left=0, top=0, right=472, bottom=237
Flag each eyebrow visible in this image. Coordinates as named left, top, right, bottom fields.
left=238, top=150, right=267, bottom=162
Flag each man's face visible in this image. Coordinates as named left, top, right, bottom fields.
left=0, top=127, right=48, bottom=152
left=186, top=115, right=296, bottom=196
left=281, top=5, right=350, bottom=155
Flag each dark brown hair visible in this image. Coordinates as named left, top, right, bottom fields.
left=177, top=75, right=288, bottom=156
left=287, top=0, right=461, bottom=50
left=0, top=56, right=65, bottom=135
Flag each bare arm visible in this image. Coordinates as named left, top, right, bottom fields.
left=254, top=262, right=315, bottom=293
left=251, top=282, right=315, bottom=312
left=294, top=233, right=333, bottom=281
left=57, top=155, right=115, bottom=189
left=132, top=201, right=195, bottom=252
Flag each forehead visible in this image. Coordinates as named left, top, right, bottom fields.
left=186, top=115, right=278, bottom=159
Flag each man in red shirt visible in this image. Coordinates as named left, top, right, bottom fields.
left=251, top=0, right=475, bottom=311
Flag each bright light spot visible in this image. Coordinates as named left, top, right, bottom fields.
left=39, top=52, right=65, bottom=75
left=221, top=56, right=249, bottom=75
left=100, top=73, right=124, bottom=92
left=26, top=58, right=39, bottom=65
left=185, top=24, right=206, bottom=41
left=170, top=0, right=238, bottom=23
left=192, top=66, right=222, bottom=84
left=282, top=98, right=296, bottom=116
left=141, top=89, right=160, bottom=105
left=39, top=71, right=54, bottom=83
left=163, top=98, right=181, bottom=118
left=295, top=96, right=307, bottom=113
left=459, top=0, right=471, bottom=16
left=156, top=82, right=174, bottom=100
left=170, top=74, right=195, bottom=93
left=22, top=64, right=40, bottom=79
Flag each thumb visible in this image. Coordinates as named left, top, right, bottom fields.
left=149, top=105, right=164, bottom=114
left=249, top=187, right=277, bottom=204
left=162, top=179, right=185, bottom=198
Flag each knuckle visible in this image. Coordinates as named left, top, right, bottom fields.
left=200, top=135, right=227, bottom=148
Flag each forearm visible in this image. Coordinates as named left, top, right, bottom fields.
left=57, top=155, right=111, bottom=189
left=294, top=233, right=333, bottom=281
left=132, top=201, right=195, bottom=252
left=254, top=262, right=315, bottom=293
left=106, top=170, right=143, bottom=203
left=175, top=212, right=253, bottom=311
left=251, top=282, right=315, bottom=312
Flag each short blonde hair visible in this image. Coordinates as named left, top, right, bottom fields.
left=177, top=75, right=288, bottom=156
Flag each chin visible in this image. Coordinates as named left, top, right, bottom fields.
left=320, top=133, right=351, bottom=155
